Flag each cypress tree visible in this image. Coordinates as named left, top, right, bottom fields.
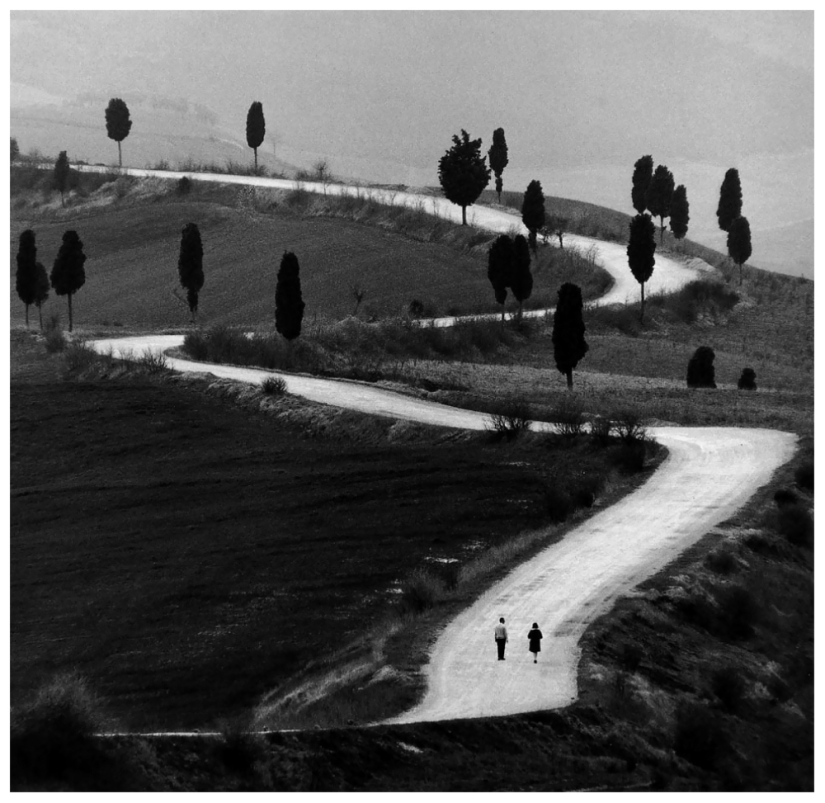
left=15, top=229, right=38, bottom=328
left=716, top=168, right=742, bottom=233
left=50, top=230, right=86, bottom=332
left=437, top=129, right=491, bottom=225
left=246, top=101, right=266, bottom=172
left=521, top=179, right=546, bottom=253
left=552, top=283, right=589, bottom=390
left=727, top=216, right=752, bottom=286
left=275, top=251, right=305, bottom=340
left=627, top=213, right=657, bottom=323
left=488, top=128, right=509, bottom=203
left=511, top=234, right=533, bottom=322
left=105, top=98, right=132, bottom=167
left=34, top=261, right=49, bottom=330
left=670, top=184, right=690, bottom=244
left=487, top=234, right=513, bottom=322
left=53, top=150, right=70, bottom=206
left=645, top=164, right=675, bottom=243
left=631, top=155, right=653, bottom=214
left=177, top=223, right=204, bottom=322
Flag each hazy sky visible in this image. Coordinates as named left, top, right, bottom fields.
left=9, top=9, right=815, bottom=275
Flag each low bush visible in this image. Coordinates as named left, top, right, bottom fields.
left=676, top=593, right=716, bottom=632
left=261, top=375, right=287, bottom=396
left=715, top=584, right=759, bottom=640
left=777, top=503, right=814, bottom=548
left=587, top=304, right=642, bottom=337
left=550, top=396, right=585, bottom=437
left=44, top=326, right=67, bottom=354
left=487, top=400, right=532, bottom=439
left=610, top=408, right=647, bottom=443
left=545, top=486, right=573, bottom=523
left=137, top=350, right=169, bottom=374
left=399, top=568, right=446, bottom=614
left=673, top=700, right=730, bottom=770
left=738, top=367, right=757, bottom=390
left=618, top=642, right=643, bottom=672
left=705, top=547, right=738, bottom=575
left=215, top=715, right=266, bottom=774
left=64, top=341, right=100, bottom=372
left=711, top=666, right=746, bottom=714
left=612, top=438, right=647, bottom=473
left=773, top=488, right=799, bottom=508
left=589, top=415, right=614, bottom=445
left=176, top=176, right=192, bottom=195
left=794, top=460, right=813, bottom=491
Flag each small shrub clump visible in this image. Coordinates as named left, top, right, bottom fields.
left=487, top=400, right=532, bottom=439
left=137, top=350, right=170, bottom=374
left=737, top=367, right=757, bottom=390
left=794, top=460, right=813, bottom=492
left=545, top=486, right=573, bottom=523
left=777, top=503, right=814, bottom=548
left=715, top=584, right=760, bottom=640
left=705, top=547, right=738, bottom=575
left=711, top=666, right=746, bottom=714
left=399, top=568, right=446, bottom=614
left=673, top=700, right=730, bottom=770
left=261, top=375, right=288, bottom=396
left=550, top=395, right=585, bottom=437
left=176, top=176, right=192, bottom=195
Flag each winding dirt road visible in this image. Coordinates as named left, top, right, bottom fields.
left=86, top=171, right=797, bottom=724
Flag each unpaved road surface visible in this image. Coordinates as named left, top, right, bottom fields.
left=91, top=335, right=797, bottom=724
left=75, top=164, right=712, bottom=324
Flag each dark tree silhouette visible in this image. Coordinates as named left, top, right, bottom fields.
left=488, top=128, right=509, bottom=203
left=408, top=299, right=425, bottom=318
left=631, top=155, right=653, bottom=214
left=487, top=234, right=514, bottom=322
left=177, top=223, right=204, bottom=322
left=246, top=101, right=266, bottom=172
left=50, top=230, right=86, bottom=332
left=686, top=346, right=716, bottom=389
left=438, top=129, right=490, bottom=225
left=53, top=150, right=70, bottom=206
left=552, top=282, right=589, bottom=389
left=34, top=261, right=49, bottom=330
left=670, top=184, right=689, bottom=245
left=521, top=180, right=546, bottom=253
left=716, top=168, right=742, bottom=233
left=15, top=229, right=39, bottom=327
left=543, top=215, right=569, bottom=249
left=11, top=137, right=19, bottom=162
left=275, top=251, right=305, bottom=340
left=645, top=164, right=675, bottom=243
left=105, top=98, right=132, bottom=167
left=511, top=234, right=533, bottom=322
left=738, top=367, right=757, bottom=391
left=627, top=213, right=656, bottom=322
left=727, top=215, right=752, bottom=286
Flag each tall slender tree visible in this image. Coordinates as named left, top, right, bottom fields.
left=511, top=234, right=533, bottom=322
left=670, top=184, right=690, bottom=245
left=177, top=223, right=204, bottom=322
left=246, top=101, right=266, bottom=172
left=275, top=251, right=305, bottom=340
left=50, top=230, right=86, bottom=332
left=487, top=234, right=513, bottom=322
left=727, top=216, right=752, bottom=286
left=552, top=283, right=589, bottom=390
left=631, top=155, right=653, bottom=214
left=34, top=261, right=49, bottom=330
left=15, top=229, right=38, bottom=327
left=521, top=179, right=546, bottom=253
left=437, top=129, right=490, bottom=225
left=105, top=98, right=132, bottom=167
left=53, top=150, right=70, bottom=206
left=645, top=164, right=675, bottom=243
left=488, top=128, right=509, bottom=203
left=716, top=168, right=742, bottom=233
left=627, top=213, right=656, bottom=323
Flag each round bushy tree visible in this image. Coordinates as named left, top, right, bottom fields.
left=246, top=101, right=266, bottom=172
left=552, top=282, right=589, bottom=389
left=716, top=168, right=742, bottom=233
left=738, top=367, right=757, bottom=391
left=511, top=234, right=533, bottom=321
left=727, top=215, right=752, bottom=286
left=50, top=230, right=86, bottom=332
left=488, top=128, right=508, bottom=203
left=177, top=223, right=204, bottom=322
left=645, top=164, right=675, bottom=243
left=521, top=180, right=546, bottom=253
left=686, top=346, right=717, bottom=389
left=438, top=129, right=490, bottom=225
left=631, top=155, right=653, bottom=214
left=670, top=184, right=689, bottom=243
left=275, top=251, right=305, bottom=340
left=53, top=151, right=70, bottom=207
left=15, top=229, right=39, bottom=327
left=627, top=213, right=656, bottom=322
left=487, top=234, right=514, bottom=322
left=105, top=98, right=132, bottom=167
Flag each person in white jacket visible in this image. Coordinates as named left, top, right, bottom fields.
left=494, top=617, right=508, bottom=660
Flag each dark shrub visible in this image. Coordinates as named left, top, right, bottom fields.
left=743, top=533, right=781, bottom=557
left=686, top=345, right=717, bottom=388
left=261, top=375, right=287, bottom=396
left=705, top=547, right=738, bottom=575
left=773, top=488, right=799, bottom=508
left=573, top=473, right=605, bottom=508
left=711, top=666, right=746, bottom=714
left=794, top=460, right=813, bottom=491
left=618, top=642, right=643, bottom=672
left=674, top=701, right=730, bottom=770
left=676, top=594, right=716, bottom=632
left=487, top=400, right=532, bottom=439
left=777, top=503, right=814, bottom=548
left=611, top=408, right=647, bottom=443
left=550, top=395, right=585, bottom=437
left=182, top=330, right=210, bottom=361
left=176, top=176, right=192, bottom=195
left=737, top=367, right=757, bottom=390
left=589, top=415, right=613, bottom=445
left=215, top=715, right=266, bottom=774
left=613, top=439, right=647, bottom=472
left=716, top=584, right=759, bottom=639
left=399, top=568, right=446, bottom=614
left=545, top=486, right=573, bottom=523
left=408, top=299, right=425, bottom=318
left=44, top=326, right=67, bottom=353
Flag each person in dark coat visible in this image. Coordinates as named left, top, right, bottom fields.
left=528, top=623, right=543, bottom=663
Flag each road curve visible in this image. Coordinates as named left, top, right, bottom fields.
left=90, top=335, right=797, bottom=724
left=74, top=164, right=712, bottom=325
